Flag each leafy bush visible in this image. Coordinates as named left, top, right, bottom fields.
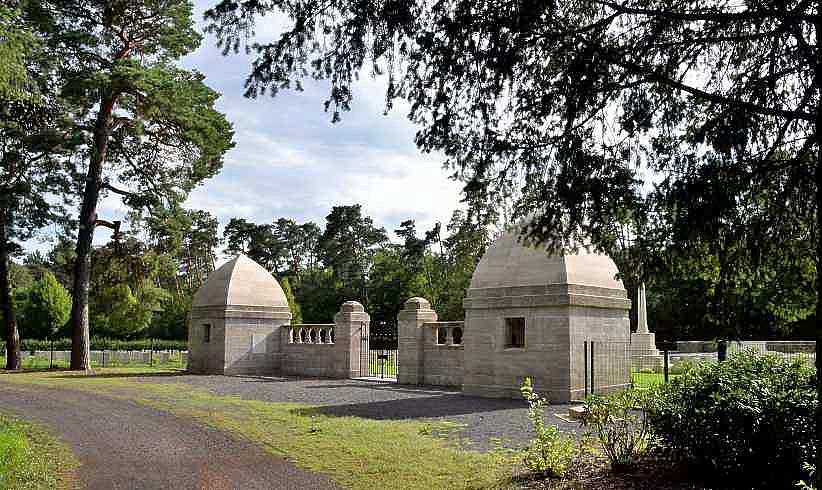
left=647, top=351, right=817, bottom=487
left=581, top=389, right=655, bottom=472
left=520, top=378, right=576, bottom=477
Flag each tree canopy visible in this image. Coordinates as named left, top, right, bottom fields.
left=205, top=2, right=819, bottom=475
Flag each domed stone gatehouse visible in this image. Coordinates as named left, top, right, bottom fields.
left=188, top=255, right=292, bottom=374
left=188, top=254, right=370, bottom=377
left=397, top=224, right=631, bottom=402
left=462, top=227, right=631, bottom=401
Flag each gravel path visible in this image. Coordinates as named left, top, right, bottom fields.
left=134, top=374, right=585, bottom=451
left=0, top=382, right=339, bottom=490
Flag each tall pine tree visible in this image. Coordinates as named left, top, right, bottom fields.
left=26, top=0, right=234, bottom=369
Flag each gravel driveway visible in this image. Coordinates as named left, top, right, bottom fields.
left=136, top=374, right=585, bottom=451
left=0, top=382, right=340, bottom=490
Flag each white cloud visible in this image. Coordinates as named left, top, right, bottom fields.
left=21, top=0, right=466, bottom=258
left=179, top=6, right=466, bottom=242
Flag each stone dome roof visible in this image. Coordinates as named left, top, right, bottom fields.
left=469, top=227, right=624, bottom=291
left=192, top=255, right=289, bottom=308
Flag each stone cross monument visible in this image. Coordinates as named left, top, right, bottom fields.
left=631, top=282, right=659, bottom=355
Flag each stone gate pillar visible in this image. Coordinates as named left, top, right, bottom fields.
left=397, top=297, right=437, bottom=384
left=333, top=301, right=370, bottom=378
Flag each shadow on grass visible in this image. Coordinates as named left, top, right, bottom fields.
left=0, top=368, right=62, bottom=374
left=291, top=393, right=529, bottom=420
left=49, top=369, right=191, bottom=379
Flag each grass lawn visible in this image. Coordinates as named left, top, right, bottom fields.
left=367, top=359, right=398, bottom=377
left=0, top=368, right=516, bottom=489
left=631, top=371, right=681, bottom=389
left=0, top=412, right=77, bottom=489
left=18, top=356, right=185, bottom=370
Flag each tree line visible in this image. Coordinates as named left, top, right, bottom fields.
left=5, top=203, right=492, bottom=342
left=2, top=0, right=817, bottom=368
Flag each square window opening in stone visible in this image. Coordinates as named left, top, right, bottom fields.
left=203, top=324, right=211, bottom=343
left=505, top=317, right=525, bottom=348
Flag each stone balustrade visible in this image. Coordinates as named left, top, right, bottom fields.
left=423, top=321, right=465, bottom=346
left=286, top=324, right=336, bottom=345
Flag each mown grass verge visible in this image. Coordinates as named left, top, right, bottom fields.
left=0, top=368, right=516, bottom=489
left=0, top=412, right=77, bottom=489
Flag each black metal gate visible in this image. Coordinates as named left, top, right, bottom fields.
left=361, top=321, right=398, bottom=380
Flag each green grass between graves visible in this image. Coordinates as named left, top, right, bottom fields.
left=630, top=371, right=682, bottom=388
left=0, top=368, right=516, bottom=489
left=0, top=412, right=77, bottom=490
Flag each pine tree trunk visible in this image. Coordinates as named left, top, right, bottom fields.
left=0, top=211, right=20, bottom=370
left=69, top=95, right=116, bottom=370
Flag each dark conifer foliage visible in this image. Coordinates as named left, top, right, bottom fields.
left=205, top=1, right=820, bottom=477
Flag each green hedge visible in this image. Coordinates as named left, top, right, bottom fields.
left=647, top=351, right=817, bottom=487
left=0, top=338, right=187, bottom=352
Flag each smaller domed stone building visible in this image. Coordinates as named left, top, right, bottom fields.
left=188, top=255, right=292, bottom=374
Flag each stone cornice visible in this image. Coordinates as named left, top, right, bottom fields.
left=191, top=304, right=292, bottom=320
left=463, top=284, right=631, bottom=310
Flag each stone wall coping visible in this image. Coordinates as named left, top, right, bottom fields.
left=287, top=323, right=335, bottom=328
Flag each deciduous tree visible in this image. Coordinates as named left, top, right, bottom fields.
left=21, top=271, right=70, bottom=341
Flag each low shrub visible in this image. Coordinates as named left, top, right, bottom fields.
left=581, top=388, right=655, bottom=472
left=520, top=378, right=576, bottom=477
left=647, top=351, right=817, bottom=487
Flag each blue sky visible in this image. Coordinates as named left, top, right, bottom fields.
left=167, top=3, right=463, bottom=241
left=18, top=2, right=464, bottom=256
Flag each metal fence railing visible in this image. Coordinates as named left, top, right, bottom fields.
left=365, top=348, right=398, bottom=379
left=581, top=340, right=816, bottom=395
left=2, top=349, right=188, bottom=370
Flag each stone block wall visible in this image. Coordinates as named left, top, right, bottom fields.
left=189, top=299, right=370, bottom=378
left=188, top=305, right=227, bottom=374
left=281, top=324, right=349, bottom=377
left=569, top=302, right=631, bottom=400
left=461, top=284, right=631, bottom=402
left=421, top=322, right=464, bottom=387
left=462, top=304, right=573, bottom=400
left=188, top=304, right=291, bottom=375
left=279, top=301, right=370, bottom=378
left=397, top=299, right=464, bottom=387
